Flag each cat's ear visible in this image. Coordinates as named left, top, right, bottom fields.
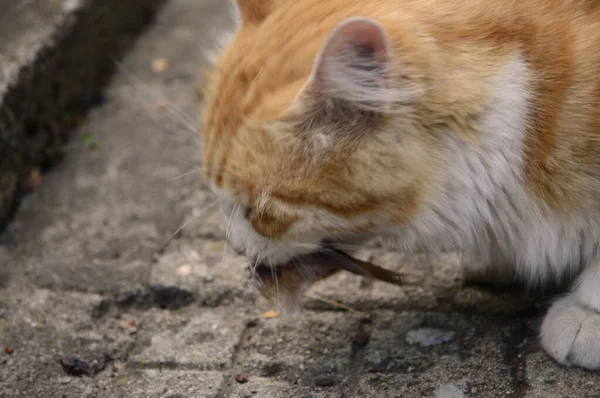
left=306, top=18, right=407, bottom=112
left=235, top=0, right=274, bottom=25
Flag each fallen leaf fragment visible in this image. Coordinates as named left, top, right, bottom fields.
left=263, top=309, right=279, bottom=319
left=152, top=58, right=168, bottom=73
left=209, top=242, right=224, bottom=251
left=118, top=318, right=138, bottom=335
left=27, top=168, right=42, bottom=189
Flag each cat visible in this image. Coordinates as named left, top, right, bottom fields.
left=199, top=0, right=600, bottom=370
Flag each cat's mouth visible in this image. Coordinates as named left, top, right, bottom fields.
left=249, top=246, right=404, bottom=303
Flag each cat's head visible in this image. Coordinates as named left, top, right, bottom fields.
left=200, top=0, right=441, bottom=266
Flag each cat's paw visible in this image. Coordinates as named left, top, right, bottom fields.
left=541, top=296, right=600, bottom=370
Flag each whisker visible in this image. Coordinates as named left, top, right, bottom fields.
left=111, top=59, right=199, bottom=136
left=219, top=201, right=241, bottom=270
left=253, top=251, right=265, bottom=277
left=170, top=168, right=205, bottom=181
left=296, top=256, right=317, bottom=283
left=282, top=242, right=322, bottom=250
left=325, top=242, right=366, bottom=252
left=164, top=199, right=221, bottom=244
left=285, top=241, right=367, bottom=252
left=200, top=165, right=247, bottom=184
left=270, top=258, right=280, bottom=308
left=165, top=214, right=201, bottom=244
left=113, top=59, right=197, bottom=125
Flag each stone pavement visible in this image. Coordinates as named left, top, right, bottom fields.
left=1, top=0, right=600, bottom=397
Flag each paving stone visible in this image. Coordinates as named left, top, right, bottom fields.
left=229, top=311, right=363, bottom=392
left=348, top=311, right=516, bottom=398
left=108, top=369, right=224, bottom=398
left=1, top=369, right=225, bottom=398
left=228, top=376, right=342, bottom=398
left=0, top=288, right=135, bottom=396
left=129, top=306, right=248, bottom=370
left=0, top=378, right=92, bottom=398
left=150, top=237, right=255, bottom=308
left=524, top=351, right=600, bottom=398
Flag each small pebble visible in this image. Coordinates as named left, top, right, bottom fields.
left=405, top=328, right=456, bottom=347
left=262, top=363, right=282, bottom=377
left=152, top=58, right=169, bottom=73
left=189, top=250, right=200, bottom=261
left=434, top=384, right=465, bottom=398
left=353, top=330, right=370, bottom=347
left=368, top=356, right=394, bottom=373
left=315, top=377, right=335, bottom=387
left=58, top=356, right=91, bottom=377
left=235, top=374, right=249, bottom=384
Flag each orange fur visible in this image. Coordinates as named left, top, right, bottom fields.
left=200, top=0, right=600, bottom=238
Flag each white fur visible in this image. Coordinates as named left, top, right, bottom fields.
left=384, top=57, right=600, bottom=285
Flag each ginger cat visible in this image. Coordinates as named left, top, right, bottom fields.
left=200, top=0, right=600, bottom=370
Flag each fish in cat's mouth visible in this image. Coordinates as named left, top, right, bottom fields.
left=249, top=246, right=404, bottom=312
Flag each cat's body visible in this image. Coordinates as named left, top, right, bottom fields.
left=201, top=0, right=600, bottom=369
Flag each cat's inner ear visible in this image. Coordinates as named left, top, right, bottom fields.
left=310, top=18, right=398, bottom=112
left=235, top=0, right=274, bottom=25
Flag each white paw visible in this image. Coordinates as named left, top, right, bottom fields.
left=541, top=296, right=600, bottom=370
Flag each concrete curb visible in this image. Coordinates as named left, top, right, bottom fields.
left=0, top=0, right=167, bottom=228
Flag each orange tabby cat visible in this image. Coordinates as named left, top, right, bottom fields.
left=200, top=0, right=600, bottom=370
